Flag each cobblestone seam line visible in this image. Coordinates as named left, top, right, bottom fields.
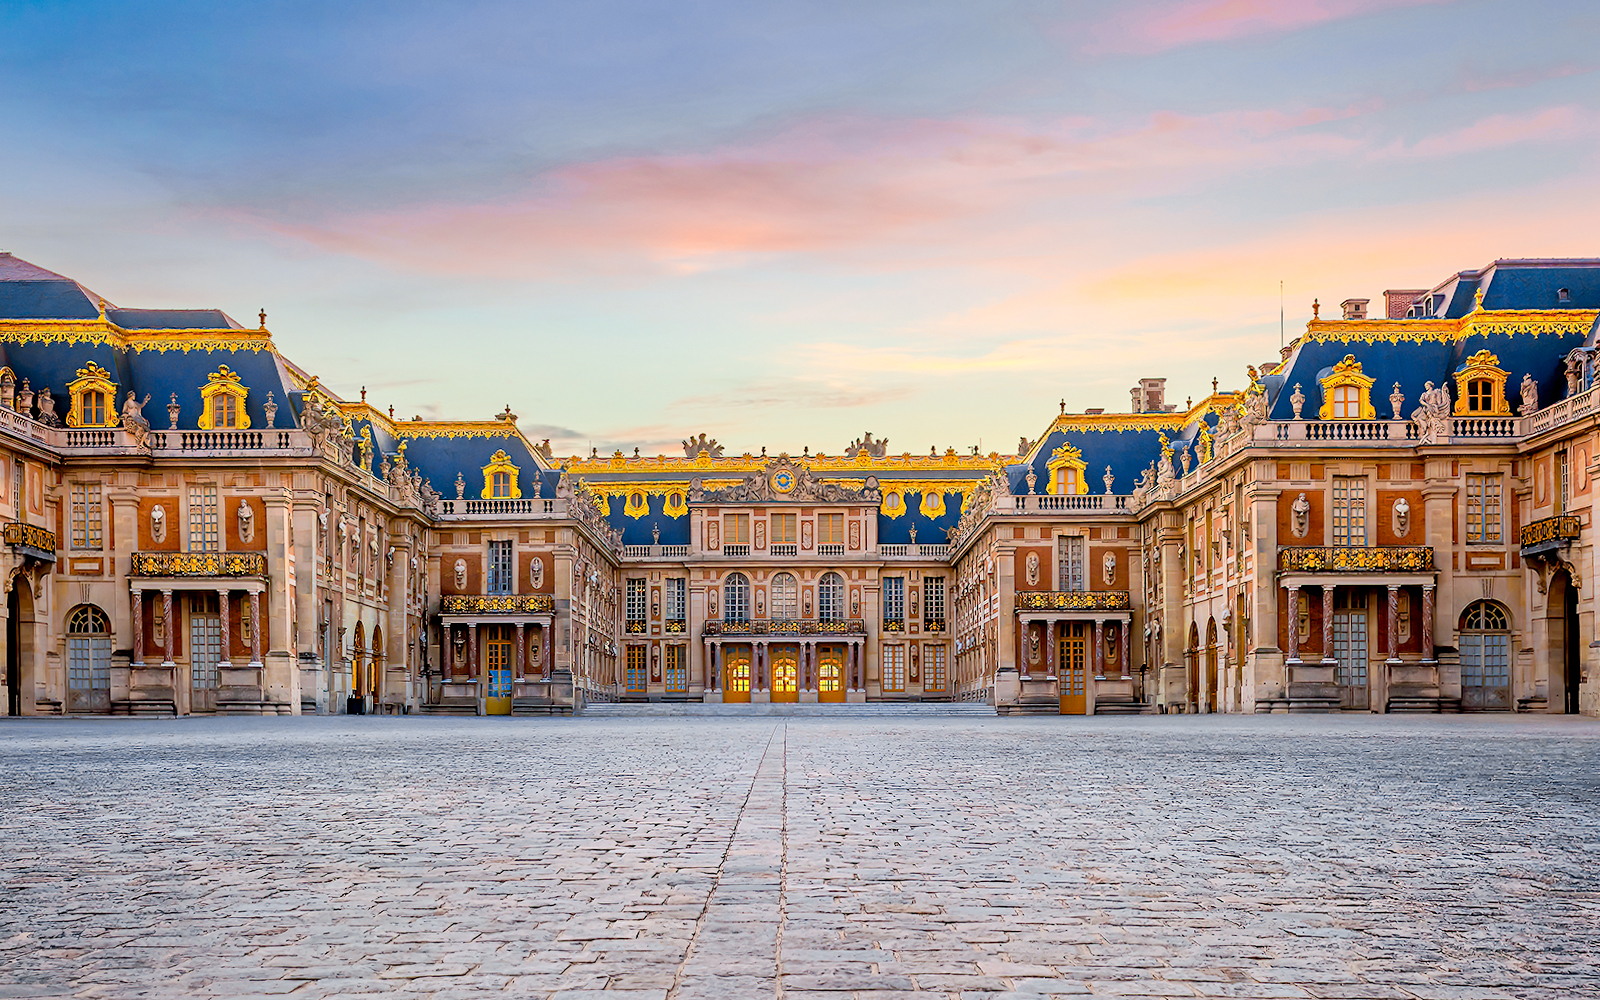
left=774, top=722, right=789, bottom=1000
left=667, top=724, right=784, bottom=1000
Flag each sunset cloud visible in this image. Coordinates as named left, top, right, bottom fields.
left=1084, top=0, right=1457, bottom=55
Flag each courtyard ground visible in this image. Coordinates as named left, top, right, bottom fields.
left=1, top=714, right=1597, bottom=999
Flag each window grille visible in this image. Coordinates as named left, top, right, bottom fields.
left=1465, top=474, right=1502, bottom=543
left=1057, top=536, right=1085, bottom=591
left=71, top=482, right=103, bottom=550
left=188, top=485, right=219, bottom=552
left=664, top=578, right=685, bottom=621
left=486, top=540, right=513, bottom=594
left=1332, top=476, right=1366, bottom=547
left=817, top=572, right=844, bottom=621
left=723, top=573, right=750, bottom=622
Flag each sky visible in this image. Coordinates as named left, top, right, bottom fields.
left=3, top=0, right=1599, bottom=458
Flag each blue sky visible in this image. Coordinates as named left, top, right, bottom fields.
left=3, top=0, right=1598, bottom=456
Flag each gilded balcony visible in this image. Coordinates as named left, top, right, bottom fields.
left=1278, top=546, right=1433, bottom=573
left=703, top=618, right=867, bottom=637
left=1520, top=514, right=1581, bottom=557
left=3, top=521, right=57, bottom=560
left=624, top=619, right=648, bottom=634
left=1015, top=590, right=1131, bottom=612
left=130, top=551, right=267, bottom=577
left=439, top=594, right=554, bottom=615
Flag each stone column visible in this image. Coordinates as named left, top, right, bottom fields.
left=1046, top=620, right=1057, bottom=678
left=543, top=623, right=552, bottom=678
left=131, top=590, right=144, bottom=668
left=711, top=642, right=721, bottom=691
left=1386, top=585, right=1400, bottom=664
left=1285, top=585, right=1300, bottom=662
left=1021, top=620, right=1033, bottom=681
left=1119, top=620, right=1130, bottom=678
left=1094, top=618, right=1105, bottom=677
left=1321, top=585, right=1336, bottom=663
left=468, top=623, right=477, bottom=678
left=217, top=590, right=232, bottom=669
left=515, top=622, right=525, bottom=680
left=1421, top=585, right=1436, bottom=663
left=161, top=590, right=175, bottom=665
left=249, top=590, right=262, bottom=666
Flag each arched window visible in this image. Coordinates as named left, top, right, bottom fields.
left=770, top=573, right=798, bottom=619
left=369, top=624, right=383, bottom=699
left=66, top=604, right=111, bottom=693
left=1460, top=600, right=1511, bottom=710
left=352, top=621, right=366, bottom=694
left=723, top=573, right=750, bottom=622
left=818, top=572, right=845, bottom=621
left=1332, top=384, right=1360, bottom=419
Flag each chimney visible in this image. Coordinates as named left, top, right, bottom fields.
left=1340, top=298, right=1369, bottom=320
left=1131, top=378, right=1174, bottom=413
left=1384, top=289, right=1427, bottom=319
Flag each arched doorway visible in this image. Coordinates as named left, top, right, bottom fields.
left=370, top=623, right=385, bottom=709
left=1539, top=574, right=1580, bottom=714
left=66, top=605, right=112, bottom=714
left=349, top=621, right=366, bottom=715
left=1460, top=600, right=1511, bottom=711
left=1566, top=580, right=1581, bottom=714
left=6, top=577, right=30, bottom=716
left=722, top=643, right=752, bottom=704
left=1185, top=622, right=1200, bottom=712
left=817, top=644, right=845, bottom=703
left=770, top=644, right=798, bottom=702
left=1204, top=618, right=1219, bottom=713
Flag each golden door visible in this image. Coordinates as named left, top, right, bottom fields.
left=818, top=644, right=846, bottom=703
left=1059, top=623, right=1087, bottom=715
left=770, top=645, right=798, bottom=702
left=722, top=645, right=752, bottom=703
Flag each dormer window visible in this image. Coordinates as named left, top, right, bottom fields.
left=1451, top=350, right=1510, bottom=417
left=1331, top=384, right=1361, bottom=419
left=210, top=393, right=239, bottom=428
left=196, top=365, right=251, bottom=431
left=83, top=389, right=108, bottom=425
left=492, top=471, right=512, bottom=498
left=1466, top=378, right=1495, bottom=412
left=1558, top=288, right=1572, bottom=304
left=66, top=361, right=120, bottom=429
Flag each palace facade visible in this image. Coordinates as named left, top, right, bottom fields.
left=0, top=252, right=1596, bottom=717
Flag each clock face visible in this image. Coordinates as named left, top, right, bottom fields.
left=771, top=469, right=796, bottom=494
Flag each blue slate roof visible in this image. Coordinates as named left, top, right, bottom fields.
left=0, top=254, right=105, bottom=320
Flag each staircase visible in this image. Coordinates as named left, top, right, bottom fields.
left=579, top=701, right=997, bottom=718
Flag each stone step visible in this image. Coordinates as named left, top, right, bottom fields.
left=579, top=701, right=996, bottom=717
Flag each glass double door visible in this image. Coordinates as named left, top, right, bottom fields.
left=818, top=644, right=846, bottom=702
left=484, top=625, right=513, bottom=715
left=722, top=644, right=751, bottom=703
left=770, top=645, right=798, bottom=702
left=1332, top=595, right=1369, bottom=711
left=1058, top=623, right=1087, bottom=715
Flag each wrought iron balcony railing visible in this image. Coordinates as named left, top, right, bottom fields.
left=703, top=618, right=867, bottom=637
left=1520, top=514, right=1581, bottom=552
left=924, top=617, right=947, bottom=633
left=664, top=618, right=687, bottom=634
left=3, top=521, right=56, bottom=555
left=1014, top=590, right=1131, bottom=611
left=1277, top=546, right=1434, bottom=573
left=624, top=619, right=648, bottom=634
left=439, top=594, right=554, bottom=614
left=131, top=551, right=267, bottom=577
left=882, top=617, right=905, bottom=633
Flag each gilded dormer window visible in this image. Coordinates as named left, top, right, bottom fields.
left=66, top=361, right=119, bottom=429
left=197, top=365, right=251, bottom=430
left=480, top=449, right=521, bottom=500
left=1046, top=444, right=1088, bottom=495
left=1317, top=355, right=1375, bottom=420
left=1452, top=350, right=1510, bottom=416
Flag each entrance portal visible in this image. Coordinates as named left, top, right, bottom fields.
left=722, top=644, right=751, bottom=703
left=770, top=645, right=798, bottom=702
left=818, top=644, right=845, bottom=703
left=1059, top=622, right=1087, bottom=715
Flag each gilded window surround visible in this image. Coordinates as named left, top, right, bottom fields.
left=196, top=365, right=251, bottom=430
left=1317, top=354, right=1376, bottom=420
left=1452, top=349, right=1511, bottom=416
left=65, top=361, right=119, bottom=429
left=480, top=449, right=522, bottom=500
left=1046, top=444, right=1089, bottom=495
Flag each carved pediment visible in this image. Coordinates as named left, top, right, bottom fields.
left=688, top=458, right=882, bottom=504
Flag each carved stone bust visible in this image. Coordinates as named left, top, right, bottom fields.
left=237, top=502, right=254, bottom=544
left=453, top=558, right=467, bottom=591
left=529, top=556, right=544, bottom=590
left=1392, top=497, right=1411, bottom=539
left=150, top=504, right=167, bottom=544
left=1025, top=551, right=1040, bottom=587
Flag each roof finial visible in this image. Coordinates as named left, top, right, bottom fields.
left=360, top=386, right=367, bottom=403
left=1186, top=396, right=1192, bottom=409
left=98, top=298, right=107, bottom=321
left=388, top=404, right=394, bottom=419
left=258, top=308, right=266, bottom=330
left=1059, top=398, right=1066, bottom=414
left=1312, top=298, right=1320, bottom=320
left=1212, top=377, right=1218, bottom=394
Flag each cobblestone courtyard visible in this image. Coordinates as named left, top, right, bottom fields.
left=2, top=715, right=1598, bottom=1000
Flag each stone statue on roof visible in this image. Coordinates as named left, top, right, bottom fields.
left=121, top=391, right=151, bottom=447
left=683, top=433, right=723, bottom=459
left=1519, top=374, right=1540, bottom=416
left=1411, top=381, right=1452, bottom=445
left=844, top=432, right=888, bottom=459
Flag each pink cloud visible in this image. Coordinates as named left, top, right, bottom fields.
left=1084, top=0, right=1456, bottom=55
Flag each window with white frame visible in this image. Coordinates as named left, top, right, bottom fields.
left=188, top=484, right=219, bottom=552
left=1331, top=476, right=1366, bottom=547
left=665, top=578, right=686, bottom=622
left=70, top=482, right=102, bottom=550
left=486, top=540, right=513, bottom=594
left=626, top=578, right=647, bottom=623
left=1057, top=535, right=1085, bottom=590
left=1466, top=474, right=1502, bottom=544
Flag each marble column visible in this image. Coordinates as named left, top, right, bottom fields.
left=249, top=590, right=262, bottom=666
left=1386, top=585, right=1400, bottom=663
left=1094, top=618, right=1105, bottom=677
left=1119, top=620, right=1130, bottom=678
left=1286, top=585, right=1300, bottom=662
left=1421, top=584, right=1436, bottom=663
left=468, top=622, right=477, bottom=678
left=515, top=622, right=525, bottom=680
left=131, top=590, right=144, bottom=668
left=1046, top=620, right=1057, bottom=678
left=1321, top=585, right=1336, bottom=663
left=161, top=589, right=175, bottom=665
left=217, top=590, right=231, bottom=669
left=543, top=624, right=552, bottom=678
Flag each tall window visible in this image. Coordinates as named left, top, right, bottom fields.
left=626, top=646, right=647, bottom=692
left=881, top=644, right=905, bottom=692
left=1331, top=384, right=1360, bottom=419
left=625, top=578, right=647, bottom=623
left=66, top=605, right=111, bottom=692
left=664, top=645, right=687, bottom=693
left=665, top=578, right=686, bottom=622
left=925, top=644, right=946, bottom=692
left=491, top=470, right=512, bottom=499
left=724, top=514, right=750, bottom=544
left=1556, top=451, right=1569, bottom=515
left=1332, top=476, right=1366, bottom=547
left=771, top=513, right=796, bottom=546
left=211, top=393, right=238, bottom=429
left=486, top=540, right=513, bottom=594
left=924, top=576, right=946, bottom=625
left=188, top=484, right=219, bottom=552
left=1057, top=535, right=1085, bottom=590
left=770, top=573, right=798, bottom=619
left=12, top=460, right=22, bottom=512
left=723, top=573, right=750, bottom=622
left=818, top=571, right=844, bottom=620
left=70, top=482, right=103, bottom=550
left=882, top=577, right=905, bottom=623
left=1466, top=474, right=1502, bottom=544
left=818, top=513, right=844, bottom=546
left=1055, top=467, right=1078, bottom=494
